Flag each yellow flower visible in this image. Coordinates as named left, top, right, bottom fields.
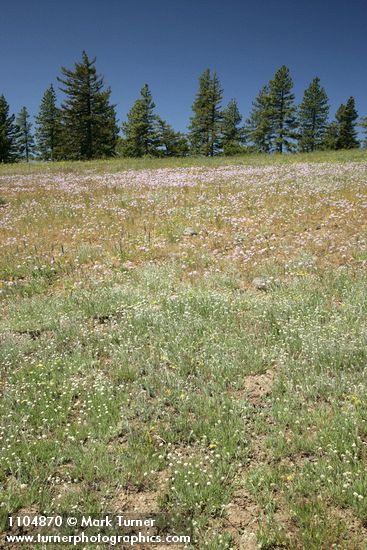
left=351, top=395, right=361, bottom=405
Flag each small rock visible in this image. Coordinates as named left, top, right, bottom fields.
left=252, top=277, right=271, bottom=291
left=121, top=261, right=135, bottom=271
left=183, top=227, right=198, bottom=237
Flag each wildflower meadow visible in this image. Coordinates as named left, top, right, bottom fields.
left=0, top=151, right=367, bottom=549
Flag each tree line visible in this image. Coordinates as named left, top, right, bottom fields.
left=0, top=52, right=366, bottom=162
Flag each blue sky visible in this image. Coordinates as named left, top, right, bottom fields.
left=1, top=0, right=366, bottom=132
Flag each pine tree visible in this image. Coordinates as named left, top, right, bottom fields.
left=35, top=85, right=61, bottom=160
left=121, top=84, right=160, bottom=157
left=335, top=97, right=359, bottom=149
left=298, top=77, right=329, bottom=152
left=0, top=95, right=17, bottom=163
left=189, top=69, right=223, bottom=156
left=15, top=107, right=35, bottom=162
left=245, top=86, right=272, bottom=153
left=361, top=117, right=367, bottom=148
left=322, top=122, right=339, bottom=150
left=268, top=65, right=298, bottom=153
left=221, top=99, right=245, bottom=155
left=57, top=51, right=118, bottom=159
left=156, top=118, right=189, bottom=157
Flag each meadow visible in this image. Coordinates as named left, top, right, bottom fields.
left=0, top=150, right=367, bottom=549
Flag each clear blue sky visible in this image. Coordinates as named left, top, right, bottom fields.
left=1, top=0, right=366, bottom=132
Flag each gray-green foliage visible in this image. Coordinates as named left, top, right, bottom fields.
left=1, top=264, right=366, bottom=547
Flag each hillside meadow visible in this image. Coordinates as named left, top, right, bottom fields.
left=0, top=150, right=367, bottom=549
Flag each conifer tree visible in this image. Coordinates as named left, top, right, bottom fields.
left=322, top=122, right=339, bottom=150
left=58, top=51, right=118, bottom=159
left=0, top=95, right=17, bottom=163
left=335, top=97, right=359, bottom=149
left=221, top=99, right=245, bottom=155
left=298, top=77, right=329, bottom=152
left=121, top=84, right=160, bottom=157
left=15, top=107, right=35, bottom=162
left=35, top=85, right=61, bottom=160
left=189, top=69, right=223, bottom=156
left=245, top=86, right=272, bottom=153
left=156, top=118, right=189, bottom=157
left=361, top=117, right=367, bottom=148
left=268, top=65, right=298, bottom=153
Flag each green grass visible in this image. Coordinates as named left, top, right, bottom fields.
left=0, top=152, right=366, bottom=548
left=0, top=148, right=366, bottom=176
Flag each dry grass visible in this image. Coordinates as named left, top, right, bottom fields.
left=0, top=152, right=366, bottom=549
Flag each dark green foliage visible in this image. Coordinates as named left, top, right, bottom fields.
left=35, top=85, right=62, bottom=161
left=58, top=51, right=119, bottom=160
left=245, top=86, right=273, bottom=153
left=221, top=99, right=245, bottom=155
left=0, top=95, right=17, bottom=163
left=121, top=88, right=188, bottom=158
left=298, top=77, right=329, bottom=152
left=335, top=97, right=359, bottom=149
left=361, top=117, right=367, bottom=148
left=156, top=118, right=189, bottom=157
left=245, top=66, right=297, bottom=154
left=322, top=122, right=339, bottom=150
left=121, top=84, right=161, bottom=157
left=15, top=107, right=35, bottom=162
left=268, top=65, right=298, bottom=153
left=0, top=57, right=362, bottom=161
left=189, top=69, right=223, bottom=156
left=323, top=98, right=359, bottom=150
